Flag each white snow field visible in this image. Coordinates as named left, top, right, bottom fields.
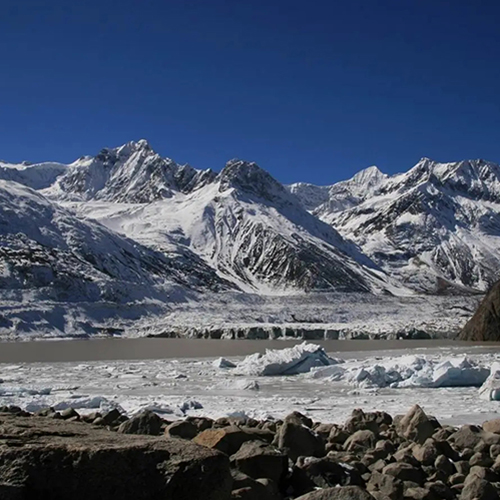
left=2, top=341, right=500, bottom=426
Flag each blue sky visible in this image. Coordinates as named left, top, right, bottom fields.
left=1, top=0, right=499, bottom=185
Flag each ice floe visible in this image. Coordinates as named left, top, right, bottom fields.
left=309, top=354, right=490, bottom=389
left=212, top=357, right=236, bottom=369
left=234, top=342, right=336, bottom=376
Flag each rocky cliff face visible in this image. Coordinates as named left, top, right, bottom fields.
left=459, top=281, right=500, bottom=340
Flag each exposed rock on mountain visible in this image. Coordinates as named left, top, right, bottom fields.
left=459, top=281, right=500, bottom=340
left=42, top=139, right=216, bottom=202
left=1, top=140, right=499, bottom=336
left=0, top=180, right=228, bottom=303
left=290, top=158, right=500, bottom=293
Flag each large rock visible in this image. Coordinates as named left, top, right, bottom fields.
left=460, top=469, right=500, bottom=500
left=382, top=462, right=426, bottom=485
left=344, top=430, right=377, bottom=452
left=230, top=441, right=288, bottom=485
left=290, top=456, right=356, bottom=495
left=366, top=471, right=403, bottom=500
left=277, top=420, right=325, bottom=462
left=165, top=420, right=199, bottom=439
left=0, top=414, right=232, bottom=500
left=395, top=405, right=435, bottom=444
left=459, top=280, right=500, bottom=341
left=295, top=486, right=375, bottom=499
left=116, top=410, right=163, bottom=435
left=193, top=425, right=260, bottom=455
left=482, top=418, right=500, bottom=434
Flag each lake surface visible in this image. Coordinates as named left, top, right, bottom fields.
left=0, top=337, right=498, bottom=363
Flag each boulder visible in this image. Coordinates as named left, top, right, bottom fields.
left=448, top=425, right=483, bottom=450
left=0, top=413, right=232, bottom=500
left=290, top=456, right=358, bottom=494
left=395, top=405, right=435, bottom=444
left=284, top=411, right=313, bottom=428
left=425, top=480, right=455, bottom=500
left=412, top=442, right=438, bottom=466
left=59, top=408, right=80, bottom=421
left=483, top=418, right=500, bottom=434
left=344, top=430, right=377, bottom=452
left=193, top=425, right=258, bottom=456
left=382, top=462, right=426, bottom=485
left=295, top=486, right=375, bottom=500
left=185, top=416, right=214, bottom=432
left=231, top=477, right=281, bottom=500
left=230, top=441, right=288, bottom=485
left=434, top=454, right=455, bottom=475
left=403, top=487, right=435, bottom=500
left=343, top=409, right=381, bottom=435
left=459, top=470, right=500, bottom=500
left=277, top=420, right=324, bottom=462
left=165, top=420, right=199, bottom=439
left=366, top=471, right=403, bottom=500
left=117, top=410, right=163, bottom=436
left=100, top=408, right=122, bottom=426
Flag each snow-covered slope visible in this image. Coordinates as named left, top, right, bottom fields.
left=0, top=180, right=228, bottom=303
left=293, top=158, right=500, bottom=293
left=71, top=159, right=395, bottom=294
left=0, top=160, right=67, bottom=190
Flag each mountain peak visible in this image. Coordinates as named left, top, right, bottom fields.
left=218, top=159, right=289, bottom=202
left=351, top=165, right=387, bottom=187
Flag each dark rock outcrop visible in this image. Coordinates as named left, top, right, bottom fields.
left=0, top=414, right=232, bottom=500
left=459, top=281, right=500, bottom=340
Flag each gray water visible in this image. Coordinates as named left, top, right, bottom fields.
left=0, top=338, right=498, bottom=363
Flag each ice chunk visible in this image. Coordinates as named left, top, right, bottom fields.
left=179, top=399, right=203, bottom=412
left=345, top=355, right=488, bottom=389
left=479, top=362, right=500, bottom=400
left=234, top=342, right=334, bottom=376
left=309, top=364, right=346, bottom=380
left=53, top=396, right=116, bottom=411
left=431, top=357, right=489, bottom=388
left=212, top=357, right=236, bottom=369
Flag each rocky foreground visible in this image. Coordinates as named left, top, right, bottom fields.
left=2, top=405, right=500, bottom=499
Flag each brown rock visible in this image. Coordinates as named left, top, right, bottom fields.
left=483, top=418, right=500, bottom=434
left=230, top=441, right=288, bottom=485
left=434, top=454, right=456, bottom=476
left=0, top=413, right=231, bottom=500
left=117, top=410, right=163, bottom=436
left=459, top=279, right=500, bottom=341
left=459, top=470, right=499, bottom=500
left=412, top=442, right=438, bottom=465
left=396, top=405, right=435, bottom=444
left=193, top=425, right=258, bottom=455
left=295, top=486, right=376, bottom=500
left=344, top=430, right=377, bottom=452
left=277, top=420, right=324, bottom=462
left=165, top=420, right=199, bottom=439
left=382, top=462, right=426, bottom=485
left=366, top=471, right=403, bottom=500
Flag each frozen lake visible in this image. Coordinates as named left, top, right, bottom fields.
left=1, top=339, right=500, bottom=427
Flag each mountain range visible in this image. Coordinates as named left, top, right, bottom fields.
left=0, top=140, right=497, bottom=336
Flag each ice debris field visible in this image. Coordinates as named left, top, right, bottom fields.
left=1, top=342, right=500, bottom=426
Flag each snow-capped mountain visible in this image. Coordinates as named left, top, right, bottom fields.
left=68, top=157, right=394, bottom=294
left=290, top=158, right=500, bottom=293
left=42, top=140, right=215, bottom=203
left=0, top=180, right=228, bottom=303
left=4, top=140, right=500, bottom=301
